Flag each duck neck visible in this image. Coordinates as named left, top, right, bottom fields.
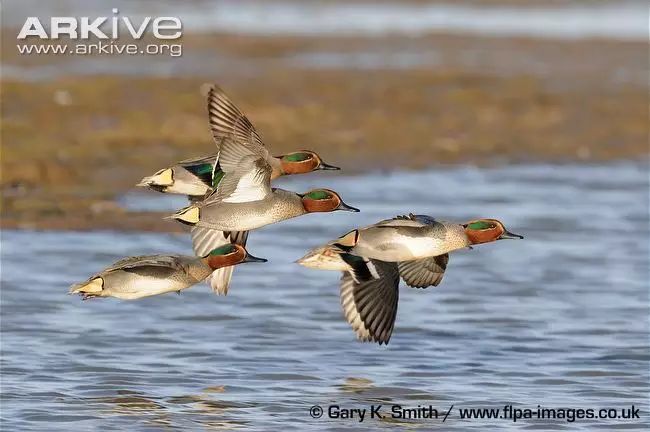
left=190, top=258, right=215, bottom=281
left=439, top=223, right=473, bottom=252
left=271, top=189, right=311, bottom=218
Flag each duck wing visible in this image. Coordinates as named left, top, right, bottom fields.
left=397, top=254, right=449, bottom=288
left=103, top=255, right=188, bottom=274
left=339, top=254, right=399, bottom=345
left=191, top=227, right=249, bottom=295
left=207, top=85, right=265, bottom=150
left=177, top=154, right=219, bottom=187
left=177, top=154, right=219, bottom=166
left=372, top=215, right=429, bottom=229
left=407, top=214, right=439, bottom=226
left=198, top=137, right=272, bottom=205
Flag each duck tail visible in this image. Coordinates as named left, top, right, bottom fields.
left=69, top=277, right=104, bottom=298
left=331, top=229, right=359, bottom=252
left=296, top=245, right=348, bottom=271
left=167, top=205, right=200, bottom=226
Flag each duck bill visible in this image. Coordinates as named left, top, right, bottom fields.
left=499, top=230, right=524, bottom=240
left=337, top=201, right=360, bottom=212
left=243, top=254, right=268, bottom=263
left=317, top=161, right=341, bottom=171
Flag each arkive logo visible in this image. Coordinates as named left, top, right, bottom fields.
left=17, top=8, right=182, bottom=40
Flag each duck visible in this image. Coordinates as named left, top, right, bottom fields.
left=69, top=244, right=266, bottom=300
left=136, top=84, right=339, bottom=199
left=168, top=135, right=358, bottom=296
left=296, top=214, right=523, bottom=344
left=321, top=214, right=523, bottom=262
left=136, top=154, right=219, bottom=197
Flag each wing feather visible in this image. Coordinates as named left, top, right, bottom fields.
left=207, top=85, right=264, bottom=149
left=103, top=255, right=187, bottom=273
left=199, top=138, right=272, bottom=204
left=339, top=259, right=399, bottom=345
left=397, top=254, right=449, bottom=288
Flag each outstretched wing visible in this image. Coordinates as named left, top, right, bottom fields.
left=177, top=154, right=219, bottom=166
left=339, top=255, right=400, bottom=345
left=212, top=157, right=272, bottom=203
left=207, top=85, right=265, bottom=150
left=203, top=137, right=272, bottom=204
left=397, top=254, right=449, bottom=288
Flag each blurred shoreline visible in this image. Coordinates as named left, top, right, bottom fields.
left=3, top=0, right=647, bottom=40
left=2, top=12, right=648, bottom=231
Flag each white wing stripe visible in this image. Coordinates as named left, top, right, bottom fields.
left=221, top=169, right=268, bottom=203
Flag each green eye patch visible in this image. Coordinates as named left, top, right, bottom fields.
left=209, top=244, right=237, bottom=256
left=283, top=152, right=311, bottom=162
left=305, top=190, right=331, bottom=200
left=468, top=221, right=495, bottom=230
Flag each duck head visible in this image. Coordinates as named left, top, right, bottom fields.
left=137, top=168, right=174, bottom=190
left=279, top=151, right=340, bottom=175
left=301, top=189, right=359, bottom=213
left=463, top=219, right=523, bottom=245
left=204, top=244, right=267, bottom=270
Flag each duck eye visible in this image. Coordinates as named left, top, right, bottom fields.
left=306, top=190, right=332, bottom=200
left=468, top=221, right=496, bottom=230
left=283, top=152, right=311, bottom=162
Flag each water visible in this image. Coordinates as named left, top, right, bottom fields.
left=2, top=163, right=649, bottom=430
left=5, top=0, right=648, bottom=40
left=5, top=1, right=645, bottom=83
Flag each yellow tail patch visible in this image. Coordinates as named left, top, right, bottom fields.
left=337, top=230, right=359, bottom=247
left=176, top=206, right=200, bottom=224
left=70, top=277, right=104, bottom=294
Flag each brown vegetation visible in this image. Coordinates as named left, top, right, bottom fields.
left=2, top=32, right=647, bottom=230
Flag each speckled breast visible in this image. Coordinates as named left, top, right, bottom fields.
left=199, top=192, right=305, bottom=232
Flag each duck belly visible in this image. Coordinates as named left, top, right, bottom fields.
left=201, top=199, right=303, bottom=231
left=104, top=272, right=196, bottom=300
left=353, top=232, right=452, bottom=261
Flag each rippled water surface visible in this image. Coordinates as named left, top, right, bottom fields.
left=2, top=163, right=649, bottom=430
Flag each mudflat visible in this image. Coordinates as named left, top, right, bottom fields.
left=2, top=32, right=647, bottom=230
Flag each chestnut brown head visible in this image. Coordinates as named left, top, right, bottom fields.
left=279, top=151, right=340, bottom=175
left=301, top=189, right=359, bottom=213
left=463, top=219, right=523, bottom=245
left=204, top=244, right=267, bottom=270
